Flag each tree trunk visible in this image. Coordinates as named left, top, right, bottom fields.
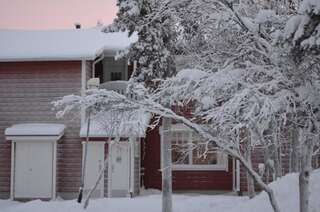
left=161, top=117, right=172, bottom=212
left=299, top=135, right=313, bottom=212
left=291, top=126, right=300, bottom=172
left=273, top=133, right=282, bottom=179
left=245, top=141, right=255, bottom=198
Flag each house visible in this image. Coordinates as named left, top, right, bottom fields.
left=0, top=27, right=239, bottom=201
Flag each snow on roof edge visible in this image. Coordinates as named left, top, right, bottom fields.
left=0, top=28, right=137, bottom=62
left=5, top=123, right=66, bottom=136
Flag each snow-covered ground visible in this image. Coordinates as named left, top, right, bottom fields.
left=1, top=169, right=319, bottom=212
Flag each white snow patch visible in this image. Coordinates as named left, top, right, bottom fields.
left=255, top=10, right=278, bottom=24
left=176, top=69, right=208, bottom=81
left=299, top=0, right=320, bottom=14
left=0, top=169, right=319, bottom=212
left=224, top=169, right=320, bottom=212
left=5, top=123, right=65, bottom=136
left=80, top=110, right=151, bottom=137
left=0, top=27, right=137, bottom=61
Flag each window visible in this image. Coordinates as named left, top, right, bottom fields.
left=111, top=72, right=122, bottom=81
left=168, top=126, right=228, bottom=171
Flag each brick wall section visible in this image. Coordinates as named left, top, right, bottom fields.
left=0, top=61, right=85, bottom=198
left=142, top=125, right=233, bottom=191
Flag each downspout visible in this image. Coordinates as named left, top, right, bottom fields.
left=92, top=53, right=104, bottom=78
left=129, top=137, right=135, bottom=197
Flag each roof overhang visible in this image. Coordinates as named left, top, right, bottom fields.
left=0, top=28, right=137, bottom=62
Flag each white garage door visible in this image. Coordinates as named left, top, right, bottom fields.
left=14, top=141, right=53, bottom=198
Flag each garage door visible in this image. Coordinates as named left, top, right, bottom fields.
left=14, top=141, right=53, bottom=198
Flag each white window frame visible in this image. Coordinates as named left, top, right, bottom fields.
left=160, top=124, right=228, bottom=171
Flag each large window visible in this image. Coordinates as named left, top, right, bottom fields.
left=168, top=125, right=228, bottom=171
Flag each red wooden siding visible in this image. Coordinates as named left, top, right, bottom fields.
left=142, top=125, right=233, bottom=191
left=0, top=61, right=85, bottom=198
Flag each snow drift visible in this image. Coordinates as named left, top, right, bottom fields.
left=0, top=169, right=319, bottom=212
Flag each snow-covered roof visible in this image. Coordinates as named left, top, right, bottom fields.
left=80, top=110, right=151, bottom=138
left=5, top=123, right=65, bottom=136
left=0, top=28, right=137, bottom=62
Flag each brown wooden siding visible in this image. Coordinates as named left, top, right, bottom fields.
left=0, top=61, right=84, bottom=198
left=142, top=125, right=233, bottom=191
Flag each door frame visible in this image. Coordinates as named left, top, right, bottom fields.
left=82, top=141, right=105, bottom=198
left=108, top=140, right=130, bottom=197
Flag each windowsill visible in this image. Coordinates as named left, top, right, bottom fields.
left=172, top=164, right=228, bottom=171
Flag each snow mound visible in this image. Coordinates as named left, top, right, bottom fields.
left=225, top=169, right=320, bottom=212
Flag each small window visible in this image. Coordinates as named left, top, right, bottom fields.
left=170, top=129, right=228, bottom=171
left=111, top=72, right=122, bottom=81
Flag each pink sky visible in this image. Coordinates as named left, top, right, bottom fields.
left=0, top=0, right=118, bottom=29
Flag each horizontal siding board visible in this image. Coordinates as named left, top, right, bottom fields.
left=0, top=61, right=83, bottom=198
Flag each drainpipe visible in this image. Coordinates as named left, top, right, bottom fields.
left=129, top=137, right=135, bottom=197
left=92, top=53, right=104, bottom=78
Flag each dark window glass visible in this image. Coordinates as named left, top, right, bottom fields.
left=111, top=72, right=122, bottom=81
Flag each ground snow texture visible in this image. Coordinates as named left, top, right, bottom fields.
left=0, top=169, right=319, bottom=212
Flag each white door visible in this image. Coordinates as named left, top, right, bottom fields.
left=109, top=142, right=130, bottom=197
left=83, top=142, right=105, bottom=198
left=14, top=141, right=53, bottom=198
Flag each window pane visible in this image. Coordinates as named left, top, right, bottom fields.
left=172, top=143, right=189, bottom=164
left=111, top=72, right=122, bottom=81
left=192, top=136, right=219, bottom=165
left=193, top=150, right=218, bottom=165
left=171, top=132, right=189, bottom=165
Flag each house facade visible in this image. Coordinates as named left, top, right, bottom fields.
left=0, top=27, right=240, bottom=200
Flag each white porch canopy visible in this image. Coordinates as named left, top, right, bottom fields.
left=80, top=110, right=151, bottom=138
left=5, top=123, right=65, bottom=141
left=5, top=123, right=65, bottom=199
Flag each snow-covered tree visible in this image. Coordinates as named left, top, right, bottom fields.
left=104, top=0, right=178, bottom=83
left=53, top=1, right=320, bottom=212
left=282, top=1, right=320, bottom=211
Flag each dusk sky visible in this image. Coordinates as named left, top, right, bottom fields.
left=0, top=0, right=118, bottom=29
